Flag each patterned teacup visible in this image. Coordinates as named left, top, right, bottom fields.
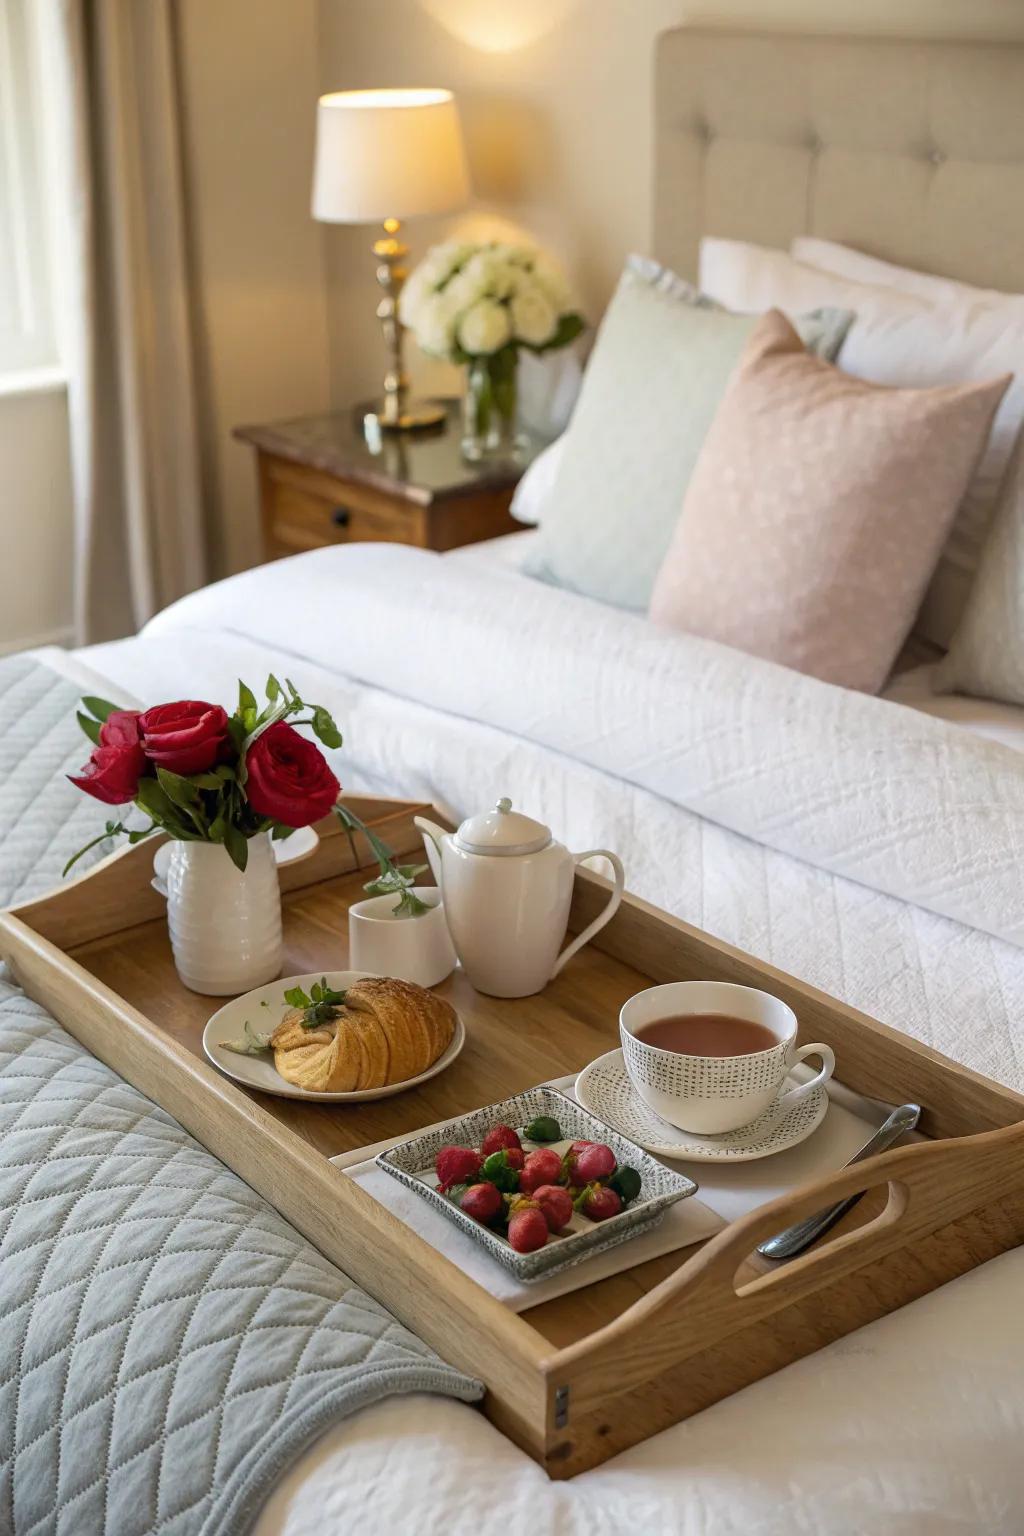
left=619, top=980, right=835, bottom=1135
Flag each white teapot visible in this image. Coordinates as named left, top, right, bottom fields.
left=414, top=799, right=625, bottom=998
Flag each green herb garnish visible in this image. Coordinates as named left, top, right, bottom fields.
left=283, top=976, right=348, bottom=1028
left=219, top=1020, right=273, bottom=1056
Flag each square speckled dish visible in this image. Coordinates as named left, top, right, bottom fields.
left=376, top=1086, right=697, bottom=1281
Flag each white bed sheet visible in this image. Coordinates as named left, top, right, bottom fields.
left=67, top=540, right=1024, bottom=1535
left=462, top=532, right=1024, bottom=758
left=255, top=1249, right=1024, bottom=1536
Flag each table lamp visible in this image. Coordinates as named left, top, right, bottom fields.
left=312, top=87, right=470, bottom=431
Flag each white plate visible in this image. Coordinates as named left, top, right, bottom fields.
left=575, top=1049, right=829, bottom=1163
left=203, top=969, right=465, bottom=1102
left=152, top=825, right=319, bottom=896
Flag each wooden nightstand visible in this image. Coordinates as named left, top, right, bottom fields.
left=234, top=404, right=541, bottom=563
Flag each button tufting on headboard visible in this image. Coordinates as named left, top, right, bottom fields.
left=654, top=28, right=1024, bottom=292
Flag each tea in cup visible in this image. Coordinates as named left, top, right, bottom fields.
left=619, top=980, right=835, bottom=1135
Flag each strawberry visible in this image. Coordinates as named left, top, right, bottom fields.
left=481, top=1124, right=522, bottom=1157
left=505, top=1147, right=526, bottom=1171
left=575, top=1182, right=622, bottom=1222
left=532, top=1184, right=573, bottom=1232
left=519, top=1147, right=563, bottom=1195
left=435, top=1145, right=482, bottom=1193
left=459, top=1183, right=503, bottom=1224
left=567, top=1141, right=616, bottom=1187
left=508, top=1205, right=549, bottom=1253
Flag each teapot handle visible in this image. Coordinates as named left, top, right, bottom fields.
left=551, top=850, right=626, bottom=979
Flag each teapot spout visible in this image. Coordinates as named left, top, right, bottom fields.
left=413, top=816, right=446, bottom=886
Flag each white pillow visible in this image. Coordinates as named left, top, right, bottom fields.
left=509, top=437, right=564, bottom=526
left=933, top=431, right=1024, bottom=708
left=792, top=235, right=1024, bottom=314
left=699, top=237, right=1024, bottom=649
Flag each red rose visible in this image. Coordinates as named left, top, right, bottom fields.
left=245, top=721, right=340, bottom=827
left=69, top=710, right=147, bottom=806
left=139, top=700, right=229, bottom=775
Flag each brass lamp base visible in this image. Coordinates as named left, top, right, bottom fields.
left=370, top=217, right=445, bottom=433
left=363, top=397, right=446, bottom=432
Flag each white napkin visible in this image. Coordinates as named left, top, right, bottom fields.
left=330, top=1073, right=915, bottom=1311
left=654, top=1074, right=917, bottom=1226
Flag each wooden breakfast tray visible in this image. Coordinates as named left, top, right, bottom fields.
left=4, top=793, right=1024, bottom=1478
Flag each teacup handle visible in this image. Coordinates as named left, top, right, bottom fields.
left=776, top=1043, right=836, bottom=1114
left=551, top=850, right=626, bottom=979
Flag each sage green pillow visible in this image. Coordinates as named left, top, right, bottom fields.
left=523, top=255, right=852, bottom=609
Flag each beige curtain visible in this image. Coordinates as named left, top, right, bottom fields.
left=45, top=0, right=207, bottom=643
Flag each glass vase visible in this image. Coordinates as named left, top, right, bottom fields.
left=165, top=831, right=283, bottom=995
left=461, top=350, right=525, bottom=462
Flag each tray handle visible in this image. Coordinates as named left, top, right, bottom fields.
left=561, top=1122, right=1024, bottom=1366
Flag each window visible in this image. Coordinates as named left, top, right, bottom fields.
left=0, top=0, right=58, bottom=378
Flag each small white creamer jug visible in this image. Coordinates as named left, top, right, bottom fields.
left=414, top=798, right=625, bottom=998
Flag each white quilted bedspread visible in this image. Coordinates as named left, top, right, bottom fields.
left=62, top=537, right=1024, bottom=1535
left=142, top=543, right=1024, bottom=948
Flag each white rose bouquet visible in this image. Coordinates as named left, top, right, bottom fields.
left=398, top=241, right=583, bottom=457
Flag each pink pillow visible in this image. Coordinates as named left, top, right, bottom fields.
left=649, top=312, right=1010, bottom=692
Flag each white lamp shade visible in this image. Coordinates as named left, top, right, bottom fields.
left=312, top=87, right=470, bottom=224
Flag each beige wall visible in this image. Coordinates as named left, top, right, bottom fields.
left=317, top=0, right=1024, bottom=408
left=174, top=0, right=330, bottom=578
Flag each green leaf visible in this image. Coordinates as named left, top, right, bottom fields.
left=135, top=776, right=179, bottom=825
left=311, top=706, right=342, bottom=751
left=223, top=821, right=249, bottom=872
left=81, top=695, right=119, bottom=723
left=238, top=680, right=258, bottom=718
left=76, top=711, right=102, bottom=746
left=190, top=771, right=227, bottom=790
left=155, top=767, right=208, bottom=836
left=271, top=822, right=296, bottom=841
left=227, top=716, right=247, bottom=754
left=283, top=985, right=312, bottom=1009
left=127, top=825, right=158, bottom=845
left=156, top=766, right=201, bottom=807
left=534, top=310, right=585, bottom=354
left=392, top=887, right=431, bottom=918
left=207, top=814, right=227, bottom=844
left=266, top=674, right=281, bottom=701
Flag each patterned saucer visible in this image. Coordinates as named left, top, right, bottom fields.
left=574, top=1049, right=829, bottom=1163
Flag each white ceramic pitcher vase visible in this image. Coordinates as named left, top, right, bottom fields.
left=165, top=832, right=284, bottom=995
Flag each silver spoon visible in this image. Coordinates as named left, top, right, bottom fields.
left=757, top=1102, right=922, bottom=1260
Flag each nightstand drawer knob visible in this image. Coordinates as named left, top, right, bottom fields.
left=331, top=505, right=351, bottom=528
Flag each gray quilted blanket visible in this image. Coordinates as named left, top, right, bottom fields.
left=0, top=653, right=126, bottom=908
left=0, top=655, right=482, bottom=1535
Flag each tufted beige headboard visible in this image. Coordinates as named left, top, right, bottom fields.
left=654, top=29, right=1024, bottom=293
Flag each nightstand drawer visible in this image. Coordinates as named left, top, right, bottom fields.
left=261, top=457, right=426, bottom=558
left=238, top=413, right=531, bottom=566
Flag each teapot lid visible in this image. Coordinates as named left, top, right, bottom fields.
left=455, top=798, right=551, bottom=857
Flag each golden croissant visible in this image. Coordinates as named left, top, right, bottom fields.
left=270, top=977, right=456, bottom=1093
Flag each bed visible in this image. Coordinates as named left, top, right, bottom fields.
left=17, top=26, right=1024, bottom=1536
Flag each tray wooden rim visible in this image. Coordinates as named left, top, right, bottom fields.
left=4, top=793, right=1024, bottom=1477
